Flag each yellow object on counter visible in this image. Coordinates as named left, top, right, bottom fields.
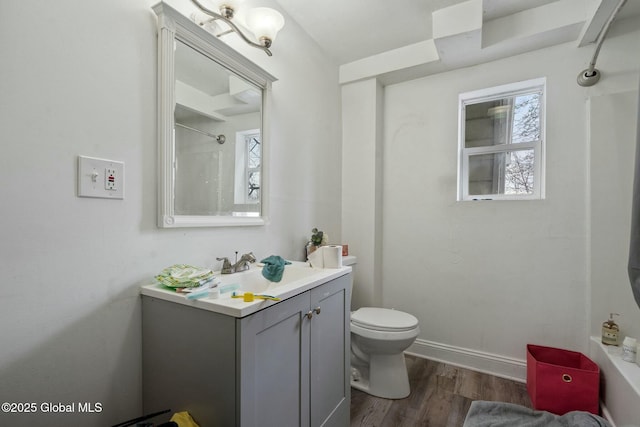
left=170, top=411, right=199, bottom=427
left=231, top=292, right=255, bottom=302
left=231, top=292, right=280, bottom=302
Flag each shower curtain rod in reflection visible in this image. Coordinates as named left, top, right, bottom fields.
left=175, top=122, right=226, bottom=144
left=577, top=0, right=628, bottom=86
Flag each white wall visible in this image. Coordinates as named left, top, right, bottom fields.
left=0, top=1, right=341, bottom=425
left=341, top=79, right=384, bottom=310
left=343, top=16, right=640, bottom=380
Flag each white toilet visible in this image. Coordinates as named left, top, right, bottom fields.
left=341, top=256, right=420, bottom=399
left=350, top=307, right=420, bottom=399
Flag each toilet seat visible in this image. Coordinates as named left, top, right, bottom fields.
left=351, top=307, right=418, bottom=332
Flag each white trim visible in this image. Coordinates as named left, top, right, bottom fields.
left=464, top=141, right=538, bottom=155
left=459, top=77, right=546, bottom=102
left=406, top=338, right=527, bottom=382
left=160, top=214, right=263, bottom=227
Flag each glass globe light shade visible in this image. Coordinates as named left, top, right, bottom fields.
left=245, top=7, right=285, bottom=44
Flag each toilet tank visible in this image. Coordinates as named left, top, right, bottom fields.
left=342, top=255, right=357, bottom=268
left=342, top=256, right=357, bottom=310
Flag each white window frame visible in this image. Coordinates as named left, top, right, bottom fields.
left=457, top=77, right=546, bottom=201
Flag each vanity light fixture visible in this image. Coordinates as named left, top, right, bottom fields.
left=190, top=0, right=285, bottom=56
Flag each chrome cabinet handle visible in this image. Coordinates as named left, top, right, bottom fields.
left=306, top=307, right=321, bottom=319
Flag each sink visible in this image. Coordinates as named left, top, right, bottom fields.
left=219, top=268, right=272, bottom=294
left=219, top=263, right=326, bottom=295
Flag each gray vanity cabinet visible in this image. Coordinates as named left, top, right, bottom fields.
left=142, top=273, right=351, bottom=427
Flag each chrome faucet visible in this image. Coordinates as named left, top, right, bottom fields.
left=217, top=252, right=256, bottom=274
left=233, top=252, right=256, bottom=272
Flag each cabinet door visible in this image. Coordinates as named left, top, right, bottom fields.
left=309, top=274, right=351, bottom=427
left=238, top=292, right=311, bottom=427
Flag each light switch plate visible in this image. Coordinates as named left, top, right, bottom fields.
left=78, top=155, right=124, bottom=199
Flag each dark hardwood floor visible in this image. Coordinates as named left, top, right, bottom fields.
left=350, top=355, right=532, bottom=427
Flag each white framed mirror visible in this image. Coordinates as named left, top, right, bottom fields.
left=153, top=2, right=276, bottom=227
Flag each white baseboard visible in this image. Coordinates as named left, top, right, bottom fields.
left=406, top=338, right=527, bottom=383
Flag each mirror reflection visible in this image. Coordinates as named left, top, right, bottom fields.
left=174, top=40, right=262, bottom=217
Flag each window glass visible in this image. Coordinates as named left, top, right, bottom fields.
left=512, top=93, right=541, bottom=144
left=468, top=150, right=535, bottom=196
left=246, top=133, right=261, bottom=202
left=464, top=93, right=541, bottom=148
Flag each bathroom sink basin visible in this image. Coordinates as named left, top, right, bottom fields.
left=141, top=261, right=352, bottom=317
left=220, top=263, right=327, bottom=295
left=218, top=267, right=278, bottom=294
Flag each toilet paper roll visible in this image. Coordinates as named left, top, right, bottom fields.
left=308, top=247, right=324, bottom=268
left=322, top=245, right=343, bottom=269
left=307, top=245, right=343, bottom=269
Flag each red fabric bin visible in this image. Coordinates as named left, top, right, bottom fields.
left=526, top=344, right=600, bottom=415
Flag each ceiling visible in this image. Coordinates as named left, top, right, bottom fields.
left=272, top=0, right=640, bottom=65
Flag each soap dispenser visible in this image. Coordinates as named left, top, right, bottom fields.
left=602, top=313, right=620, bottom=345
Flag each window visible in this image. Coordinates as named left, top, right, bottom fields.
left=458, top=78, right=545, bottom=200
left=246, top=133, right=261, bottom=202
left=234, top=129, right=261, bottom=205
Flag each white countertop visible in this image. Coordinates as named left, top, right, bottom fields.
left=141, top=261, right=351, bottom=318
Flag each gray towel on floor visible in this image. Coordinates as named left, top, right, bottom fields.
left=462, top=401, right=611, bottom=427
left=629, top=82, right=640, bottom=308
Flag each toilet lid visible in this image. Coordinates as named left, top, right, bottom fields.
left=351, top=307, right=418, bottom=332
